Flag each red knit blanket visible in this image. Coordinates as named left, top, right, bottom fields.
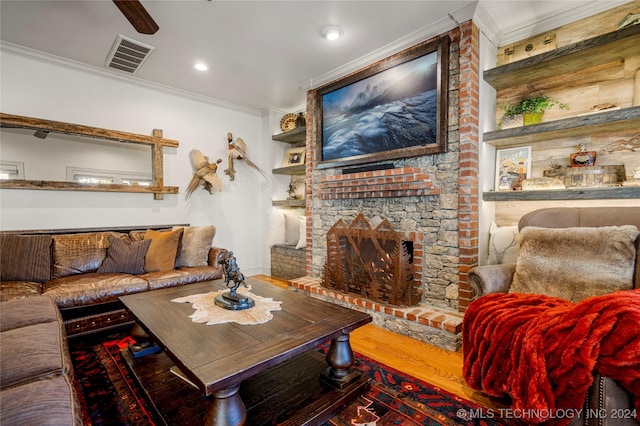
left=463, top=289, right=640, bottom=425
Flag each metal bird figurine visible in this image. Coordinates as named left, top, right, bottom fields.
left=186, top=149, right=223, bottom=198
left=224, top=132, right=268, bottom=181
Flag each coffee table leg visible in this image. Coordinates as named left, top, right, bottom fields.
left=323, top=333, right=359, bottom=389
left=204, top=384, right=247, bottom=426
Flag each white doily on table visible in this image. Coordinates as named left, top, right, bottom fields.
left=171, top=285, right=282, bottom=325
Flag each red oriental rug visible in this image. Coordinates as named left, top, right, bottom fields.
left=70, top=333, right=507, bottom=426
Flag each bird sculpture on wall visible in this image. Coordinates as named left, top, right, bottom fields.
left=186, top=149, right=223, bottom=199
left=224, top=132, right=268, bottom=181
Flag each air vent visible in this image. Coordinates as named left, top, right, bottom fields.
left=105, top=34, right=155, bottom=74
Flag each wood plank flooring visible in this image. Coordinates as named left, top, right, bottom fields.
left=251, top=274, right=508, bottom=411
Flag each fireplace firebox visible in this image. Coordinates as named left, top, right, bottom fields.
left=322, top=214, right=420, bottom=306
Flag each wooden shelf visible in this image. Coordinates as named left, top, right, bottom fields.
left=272, top=199, right=305, bottom=208
left=483, top=106, right=640, bottom=147
left=483, top=186, right=640, bottom=201
left=272, top=127, right=306, bottom=144
left=272, top=164, right=305, bottom=175
left=484, top=25, right=640, bottom=90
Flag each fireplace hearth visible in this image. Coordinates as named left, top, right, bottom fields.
left=322, top=214, right=420, bottom=307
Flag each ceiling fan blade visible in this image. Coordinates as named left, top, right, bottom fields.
left=113, top=0, right=159, bottom=35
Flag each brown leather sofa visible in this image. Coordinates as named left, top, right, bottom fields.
left=468, top=207, right=640, bottom=426
left=0, top=224, right=228, bottom=336
left=1, top=295, right=82, bottom=425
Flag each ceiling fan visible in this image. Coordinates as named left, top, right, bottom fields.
left=112, top=0, right=159, bottom=35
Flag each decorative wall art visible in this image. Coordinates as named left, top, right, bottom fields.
left=283, top=146, right=306, bottom=167
left=186, top=150, right=223, bottom=198
left=315, top=34, right=449, bottom=169
left=495, top=146, right=532, bottom=191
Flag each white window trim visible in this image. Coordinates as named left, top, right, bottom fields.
left=0, top=161, right=25, bottom=180
left=66, top=166, right=152, bottom=186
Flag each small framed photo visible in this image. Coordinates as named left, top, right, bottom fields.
left=283, top=146, right=305, bottom=167
left=495, top=146, right=532, bottom=191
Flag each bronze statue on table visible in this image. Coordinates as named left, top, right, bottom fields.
left=215, top=251, right=255, bottom=310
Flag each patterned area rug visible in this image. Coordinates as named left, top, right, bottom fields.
left=70, top=333, right=507, bottom=426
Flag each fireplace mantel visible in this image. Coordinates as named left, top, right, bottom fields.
left=318, top=167, right=440, bottom=200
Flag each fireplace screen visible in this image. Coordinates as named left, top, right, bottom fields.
left=322, top=214, right=419, bottom=306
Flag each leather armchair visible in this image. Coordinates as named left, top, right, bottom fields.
left=468, top=207, right=640, bottom=426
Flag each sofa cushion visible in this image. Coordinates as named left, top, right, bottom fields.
left=0, top=295, right=59, bottom=332
left=143, top=266, right=223, bottom=290
left=0, top=234, right=52, bottom=282
left=0, top=281, right=43, bottom=302
left=0, top=321, right=67, bottom=388
left=97, top=235, right=151, bottom=274
left=52, top=232, right=127, bottom=279
left=173, top=226, right=216, bottom=267
left=0, top=375, right=81, bottom=426
left=510, top=225, right=638, bottom=302
left=43, top=272, right=149, bottom=308
left=144, top=228, right=183, bottom=272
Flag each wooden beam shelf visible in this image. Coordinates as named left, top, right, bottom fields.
left=483, top=24, right=640, bottom=90
left=272, top=164, right=305, bottom=175
left=0, top=113, right=179, bottom=199
left=272, top=199, right=305, bottom=208
left=483, top=106, right=640, bottom=147
left=483, top=186, right=640, bottom=202
left=272, top=127, right=306, bottom=144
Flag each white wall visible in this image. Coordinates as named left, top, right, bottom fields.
left=0, top=46, right=271, bottom=275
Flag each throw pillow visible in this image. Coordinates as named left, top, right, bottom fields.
left=487, top=222, right=519, bottom=264
left=172, top=226, right=216, bottom=267
left=296, top=216, right=306, bottom=249
left=144, top=228, right=184, bottom=272
left=510, top=225, right=639, bottom=302
left=268, top=213, right=286, bottom=246
left=97, top=235, right=151, bottom=274
left=0, top=234, right=52, bottom=282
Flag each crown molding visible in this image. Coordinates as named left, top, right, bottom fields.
left=473, top=2, right=503, bottom=48
left=299, top=1, right=478, bottom=92
left=1, top=41, right=262, bottom=116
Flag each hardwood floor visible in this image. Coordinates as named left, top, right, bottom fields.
left=251, top=274, right=507, bottom=411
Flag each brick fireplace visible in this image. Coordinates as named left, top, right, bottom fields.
left=290, top=22, right=479, bottom=351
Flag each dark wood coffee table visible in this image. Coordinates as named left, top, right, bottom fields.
left=119, top=278, right=372, bottom=425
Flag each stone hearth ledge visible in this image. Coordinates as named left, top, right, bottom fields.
left=290, top=276, right=463, bottom=351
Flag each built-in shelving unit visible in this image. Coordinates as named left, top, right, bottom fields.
left=482, top=24, right=640, bottom=202
left=272, top=126, right=306, bottom=207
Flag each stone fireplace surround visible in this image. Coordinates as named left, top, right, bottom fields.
left=290, top=22, right=479, bottom=352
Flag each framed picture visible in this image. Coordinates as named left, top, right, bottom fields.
left=495, top=146, right=532, bottom=191
left=315, top=34, right=449, bottom=169
left=283, top=146, right=305, bottom=167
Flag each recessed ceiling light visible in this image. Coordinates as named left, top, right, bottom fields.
left=322, top=26, right=343, bottom=41
left=194, top=63, right=208, bottom=71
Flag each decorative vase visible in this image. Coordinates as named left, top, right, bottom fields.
left=501, top=114, right=523, bottom=129
left=523, top=112, right=544, bottom=125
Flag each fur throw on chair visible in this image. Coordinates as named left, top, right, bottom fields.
left=463, top=289, right=640, bottom=425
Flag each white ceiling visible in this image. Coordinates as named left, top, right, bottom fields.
left=0, top=0, right=631, bottom=112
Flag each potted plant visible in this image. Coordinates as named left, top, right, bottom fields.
left=500, top=95, right=569, bottom=128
